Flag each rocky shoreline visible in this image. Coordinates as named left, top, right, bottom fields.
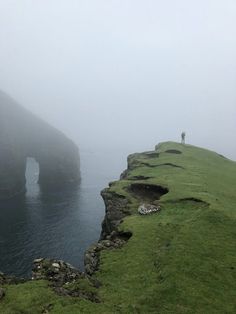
left=0, top=148, right=167, bottom=304
left=0, top=158, right=134, bottom=302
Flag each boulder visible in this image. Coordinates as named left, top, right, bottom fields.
left=0, top=288, right=5, bottom=300
left=138, top=203, right=161, bottom=215
left=32, top=258, right=82, bottom=285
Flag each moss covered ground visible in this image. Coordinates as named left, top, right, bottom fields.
left=1, top=142, right=236, bottom=313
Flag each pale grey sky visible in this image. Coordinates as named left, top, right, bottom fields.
left=0, top=0, right=235, bottom=158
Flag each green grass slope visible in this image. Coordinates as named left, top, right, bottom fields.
left=1, top=142, right=236, bottom=313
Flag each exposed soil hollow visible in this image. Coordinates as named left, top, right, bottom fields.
left=140, top=162, right=157, bottom=168
left=156, top=163, right=184, bottom=169
left=130, top=176, right=152, bottom=180
left=180, top=197, right=209, bottom=205
left=167, top=197, right=209, bottom=207
left=145, top=152, right=160, bottom=158
left=117, top=230, right=133, bottom=241
left=128, top=183, right=169, bottom=202
left=165, top=149, right=182, bottom=154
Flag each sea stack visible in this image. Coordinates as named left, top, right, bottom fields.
left=0, top=90, right=80, bottom=199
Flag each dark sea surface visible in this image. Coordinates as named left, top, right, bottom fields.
left=0, top=150, right=127, bottom=277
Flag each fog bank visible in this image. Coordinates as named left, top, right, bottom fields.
left=0, top=0, right=235, bottom=159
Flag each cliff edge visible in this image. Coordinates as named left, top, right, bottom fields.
left=1, top=142, right=236, bottom=313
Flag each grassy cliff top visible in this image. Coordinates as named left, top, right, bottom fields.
left=1, top=142, right=236, bottom=313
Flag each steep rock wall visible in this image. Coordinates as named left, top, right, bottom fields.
left=0, top=90, right=80, bottom=199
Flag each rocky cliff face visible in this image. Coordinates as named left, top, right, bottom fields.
left=84, top=165, right=133, bottom=276
left=0, top=90, right=80, bottom=199
left=100, top=189, right=130, bottom=239
left=84, top=150, right=169, bottom=275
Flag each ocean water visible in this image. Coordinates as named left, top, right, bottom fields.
left=0, top=150, right=127, bottom=277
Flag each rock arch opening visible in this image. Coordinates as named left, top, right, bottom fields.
left=25, top=157, right=40, bottom=192
left=0, top=90, right=80, bottom=200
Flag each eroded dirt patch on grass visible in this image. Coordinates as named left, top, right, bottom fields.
left=128, top=176, right=153, bottom=180
left=179, top=197, right=209, bottom=206
left=155, top=163, right=184, bottom=169
left=165, top=149, right=182, bottom=154
left=138, top=162, right=184, bottom=169
left=140, top=162, right=157, bottom=168
left=128, top=183, right=169, bottom=202
left=144, top=152, right=160, bottom=158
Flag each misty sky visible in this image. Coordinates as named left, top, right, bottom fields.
left=0, top=0, right=235, bottom=159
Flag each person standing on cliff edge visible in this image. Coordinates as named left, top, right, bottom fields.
left=181, top=131, right=186, bottom=144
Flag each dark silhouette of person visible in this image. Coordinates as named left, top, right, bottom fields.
left=181, top=132, right=186, bottom=144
